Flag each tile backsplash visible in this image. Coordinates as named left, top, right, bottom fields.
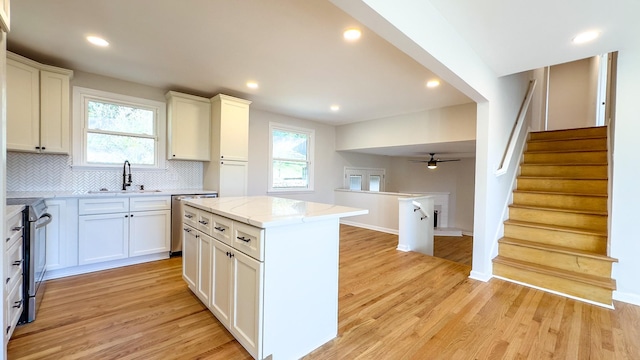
left=7, top=152, right=203, bottom=192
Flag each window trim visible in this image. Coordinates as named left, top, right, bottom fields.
left=268, top=122, right=315, bottom=193
left=72, top=86, right=166, bottom=170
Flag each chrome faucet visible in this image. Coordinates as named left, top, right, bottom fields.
left=122, top=160, right=132, bottom=190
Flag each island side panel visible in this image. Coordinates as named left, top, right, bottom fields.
left=262, top=219, right=340, bottom=359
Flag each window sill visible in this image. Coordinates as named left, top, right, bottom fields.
left=267, top=189, right=315, bottom=195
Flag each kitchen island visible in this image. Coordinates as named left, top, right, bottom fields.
left=182, top=196, right=367, bottom=360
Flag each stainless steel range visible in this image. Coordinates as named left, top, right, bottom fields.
left=6, top=198, right=52, bottom=324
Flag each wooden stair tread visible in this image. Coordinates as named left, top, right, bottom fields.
left=504, top=219, right=607, bottom=236
left=498, top=237, right=617, bottom=262
left=513, top=189, right=608, bottom=198
left=519, top=163, right=608, bottom=167
left=527, top=135, right=606, bottom=143
left=518, top=176, right=607, bottom=180
left=493, top=255, right=616, bottom=290
left=524, top=149, right=606, bottom=154
left=509, top=204, right=608, bottom=216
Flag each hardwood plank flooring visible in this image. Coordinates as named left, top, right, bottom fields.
left=8, top=225, right=640, bottom=359
left=434, top=235, right=473, bottom=266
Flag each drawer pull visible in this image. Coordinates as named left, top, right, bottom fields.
left=185, top=214, right=193, bottom=219
left=214, top=226, right=226, bottom=232
left=236, top=236, right=251, bottom=243
left=5, top=277, right=9, bottom=284
left=6, top=326, right=10, bottom=334
left=13, top=300, right=22, bottom=309
left=12, top=260, right=22, bottom=266
left=199, top=220, right=209, bottom=225
left=5, top=237, right=9, bottom=242
left=184, top=228, right=192, bottom=233
left=12, top=226, right=22, bottom=232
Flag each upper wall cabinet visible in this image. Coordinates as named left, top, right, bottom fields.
left=166, top=91, right=211, bottom=161
left=211, top=94, right=251, bottom=161
left=0, top=0, right=9, bottom=32
left=7, top=52, right=73, bottom=154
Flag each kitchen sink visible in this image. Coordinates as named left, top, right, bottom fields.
left=87, top=189, right=162, bottom=194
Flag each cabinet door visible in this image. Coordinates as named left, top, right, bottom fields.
left=44, top=199, right=67, bottom=271
left=182, top=225, right=198, bottom=291
left=218, top=96, right=249, bottom=161
left=6, top=58, right=40, bottom=152
left=220, top=160, right=248, bottom=197
left=167, top=92, right=211, bottom=161
left=78, top=213, right=129, bottom=265
left=39, top=70, right=70, bottom=154
left=231, top=250, right=263, bottom=358
left=129, top=210, right=170, bottom=257
left=211, top=239, right=232, bottom=324
left=197, top=233, right=213, bottom=306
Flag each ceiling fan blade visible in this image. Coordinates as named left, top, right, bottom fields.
left=409, top=160, right=431, bottom=163
left=436, top=159, right=461, bottom=163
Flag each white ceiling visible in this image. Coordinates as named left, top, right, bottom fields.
left=8, top=0, right=637, bottom=157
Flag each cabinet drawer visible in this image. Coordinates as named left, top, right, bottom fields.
left=197, top=211, right=213, bottom=235
left=233, top=222, right=264, bottom=261
left=130, top=196, right=171, bottom=212
left=183, top=206, right=198, bottom=228
left=5, top=278, right=23, bottom=340
left=5, top=240, right=23, bottom=292
left=5, top=211, right=23, bottom=245
left=79, top=198, right=129, bottom=215
left=211, top=214, right=233, bottom=246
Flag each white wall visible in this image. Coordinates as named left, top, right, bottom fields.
left=336, top=103, right=475, bottom=151
left=610, top=47, right=640, bottom=305
left=72, top=70, right=167, bottom=103
left=247, top=109, right=341, bottom=204
left=547, top=57, right=598, bottom=130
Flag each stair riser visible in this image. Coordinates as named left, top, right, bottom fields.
left=527, top=138, right=607, bottom=152
left=509, top=207, right=607, bottom=232
left=517, top=178, right=608, bottom=194
left=493, top=262, right=612, bottom=305
left=504, top=223, right=607, bottom=253
left=512, top=192, right=607, bottom=212
left=529, top=127, right=607, bottom=141
left=498, top=243, right=613, bottom=277
left=519, top=165, right=608, bottom=179
left=523, top=152, right=607, bottom=164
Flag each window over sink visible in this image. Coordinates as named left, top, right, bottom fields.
left=72, top=87, right=166, bottom=169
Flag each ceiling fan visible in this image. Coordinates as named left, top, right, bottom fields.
left=414, top=153, right=461, bottom=169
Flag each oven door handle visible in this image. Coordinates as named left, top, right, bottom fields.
left=35, top=213, right=53, bottom=229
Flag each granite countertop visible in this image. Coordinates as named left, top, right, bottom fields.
left=6, top=189, right=217, bottom=199
left=6, top=205, right=24, bottom=219
left=184, top=196, right=368, bottom=228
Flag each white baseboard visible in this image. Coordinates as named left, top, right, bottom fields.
left=45, top=253, right=170, bottom=280
left=339, top=220, right=398, bottom=235
left=613, top=290, right=640, bottom=306
left=469, top=270, right=493, bottom=282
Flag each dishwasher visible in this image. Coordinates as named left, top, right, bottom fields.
left=171, top=193, right=218, bottom=255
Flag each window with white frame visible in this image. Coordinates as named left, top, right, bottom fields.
left=269, top=123, right=314, bottom=192
left=72, top=87, right=166, bottom=169
left=344, top=167, right=385, bottom=192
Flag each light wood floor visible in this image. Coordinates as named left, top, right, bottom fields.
left=434, top=235, right=473, bottom=266
left=8, top=225, right=640, bottom=359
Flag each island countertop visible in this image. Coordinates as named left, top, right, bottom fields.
left=184, top=196, right=368, bottom=228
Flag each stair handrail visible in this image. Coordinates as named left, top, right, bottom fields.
left=495, top=79, right=537, bottom=176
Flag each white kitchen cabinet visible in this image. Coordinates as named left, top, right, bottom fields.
left=5, top=207, right=23, bottom=344
left=45, top=199, right=69, bottom=270
left=166, top=91, right=211, bottom=161
left=196, top=232, right=212, bottom=306
left=129, top=209, right=171, bottom=257
left=203, top=94, right=251, bottom=196
left=182, top=225, right=198, bottom=291
left=79, top=196, right=171, bottom=265
left=210, top=239, right=232, bottom=323
left=6, top=52, right=72, bottom=154
left=230, top=248, right=263, bottom=356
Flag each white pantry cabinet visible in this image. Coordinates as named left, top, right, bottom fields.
left=6, top=52, right=72, bottom=154
left=166, top=91, right=211, bottom=161
left=203, top=94, right=251, bottom=196
left=78, top=196, right=170, bottom=265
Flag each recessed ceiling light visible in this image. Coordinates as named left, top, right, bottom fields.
left=86, top=35, right=109, bottom=47
left=572, top=30, right=600, bottom=44
left=343, top=28, right=361, bottom=41
left=426, top=80, right=440, bottom=88
left=330, top=105, right=340, bottom=111
left=246, top=81, right=259, bottom=89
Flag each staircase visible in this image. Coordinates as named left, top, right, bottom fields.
left=493, top=126, right=617, bottom=306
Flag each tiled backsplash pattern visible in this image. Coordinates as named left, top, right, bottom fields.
left=7, top=152, right=203, bottom=192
